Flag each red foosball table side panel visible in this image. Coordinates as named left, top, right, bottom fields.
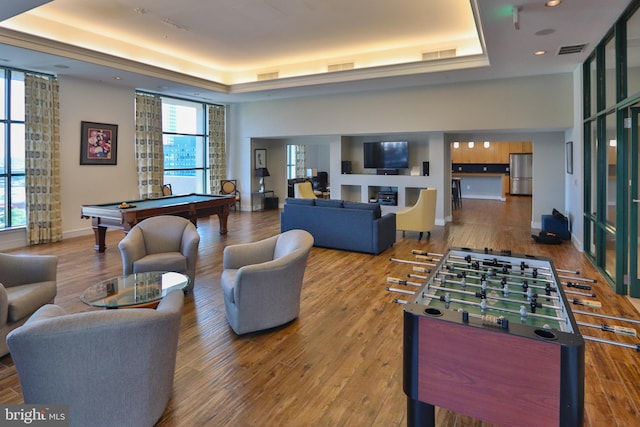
left=417, top=315, right=561, bottom=427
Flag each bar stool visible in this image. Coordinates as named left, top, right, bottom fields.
left=452, top=178, right=462, bottom=209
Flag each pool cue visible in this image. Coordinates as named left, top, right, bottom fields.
left=576, top=321, right=637, bottom=337
left=572, top=309, right=640, bottom=325
left=582, top=335, right=640, bottom=351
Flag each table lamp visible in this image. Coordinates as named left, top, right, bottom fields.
left=255, top=167, right=270, bottom=193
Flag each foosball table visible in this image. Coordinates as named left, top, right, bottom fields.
left=390, top=248, right=586, bottom=427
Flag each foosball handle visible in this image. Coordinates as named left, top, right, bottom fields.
left=573, top=299, right=602, bottom=308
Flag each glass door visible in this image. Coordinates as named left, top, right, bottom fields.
left=630, top=107, right=640, bottom=297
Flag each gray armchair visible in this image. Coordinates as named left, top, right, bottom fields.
left=118, top=215, right=200, bottom=292
left=7, top=290, right=184, bottom=427
left=221, top=229, right=314, bottom=335
left=0, top=253, right=57, bottom=357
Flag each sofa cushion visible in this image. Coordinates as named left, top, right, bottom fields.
left=285, top=197, right=315, bottom=206
left=5, top=281, right=57, bottom=323
left=315, top=198, right=343, bottom=208
left=133, top=252, right=187, bottom=274
left=221, top=270, right=238, bottom=303
left=343, top=201, right=381, bottom=219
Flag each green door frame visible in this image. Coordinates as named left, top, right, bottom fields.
left=630, top=107, right=640, bottom=297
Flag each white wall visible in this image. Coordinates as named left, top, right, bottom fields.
left=1, top=72, right=580, bottom=251
left=0, top=76, right=137, bottom=250
left=229, top=73, right=574, bottom=235
left=58, top=77, right=137, bottom=238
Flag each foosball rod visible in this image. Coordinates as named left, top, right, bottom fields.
left=421, top=282, right=564, bottom=312
left=445, top=253, right=555, bottom=275
left=572, top=309, right=640, bottom=325
left=435, top=269, right=560, bottom=298
left=412, top=249, right=583, bottom=276
left=411, top=249, right=444, bottom=257
left=557, top=274, right=598, bottom=284
left=582, top=335, right=640, bottom=351
left=437, top=263, right=557, bottom=290
left=432, top=272, right=562, bottom=302
left=441, top=259, right=556, bottom=284
left=577, top=321, right=637, bottom=337
left=446, top=254, right=593, bottom=284
left=409, top=270, right=594, bottom=301
left=390, top=286, right=568, bottom=323
left=389, top=257, right=436, bottom=267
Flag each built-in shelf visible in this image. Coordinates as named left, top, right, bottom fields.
left=333, top=174, right=432, bottom=211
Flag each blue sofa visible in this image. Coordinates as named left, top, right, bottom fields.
left=280, top=198, right=396, bottom=254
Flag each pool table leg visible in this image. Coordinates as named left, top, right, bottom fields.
left=92, top=225, right=107, bottom=252
left=217, top=205, right=230, bottom=234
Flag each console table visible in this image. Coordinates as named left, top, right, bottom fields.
left=251, top=191, right=277, bottom=211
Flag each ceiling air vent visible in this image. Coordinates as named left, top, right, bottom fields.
left=422, top=48, right=457, bottom=61
left=558, top=44, right=587, bottom=55
left=257, top=71, right=279, bottom=81
left=328, top=62, right=354, bottom=72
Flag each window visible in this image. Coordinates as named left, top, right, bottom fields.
left=161, top=97, right=207, bottom=194
left=286, top=145, right=297, bottom=179
left=0, top=69, right=25, bottom=229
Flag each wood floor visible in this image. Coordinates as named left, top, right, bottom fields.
left=1, top=196, right=639, bottom=426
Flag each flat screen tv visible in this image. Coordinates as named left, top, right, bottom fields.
left=363, top=141, right=409, bottom=169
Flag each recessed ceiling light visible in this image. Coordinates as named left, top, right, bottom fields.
left=534, top=50, right=547, bottom=56
left=545, top=0, right=562, bottom=7
left=114, top=76, right=122, bottom=80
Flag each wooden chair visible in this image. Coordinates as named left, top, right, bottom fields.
left=161, top=184, right=173, bottom=196
left=220, top=180, right=241, bottom=211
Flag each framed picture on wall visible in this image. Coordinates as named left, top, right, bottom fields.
left=80, top=121, right=118, bottom=165
left=255, top=149, right=267, bottom=169
left=566, top=141, right=573, bottom=175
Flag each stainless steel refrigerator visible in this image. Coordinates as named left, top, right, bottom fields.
left=509, top=153, right=533, bottom=195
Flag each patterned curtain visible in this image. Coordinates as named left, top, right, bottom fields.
left=208, top=104, right=226, bottom=193
left=295, top=145, right=306, bottom=178
left=135, top=93, right=164, bottom=199
left=24, top=74, right=62, bottom=245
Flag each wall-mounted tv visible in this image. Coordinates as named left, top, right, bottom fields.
left=363, top=141, right=409, bottom=169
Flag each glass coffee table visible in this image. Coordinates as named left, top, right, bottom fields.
left=80, top=271, right=190, bottom=309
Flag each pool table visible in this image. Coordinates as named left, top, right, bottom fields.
left=81, top=193, right=235, bottom=252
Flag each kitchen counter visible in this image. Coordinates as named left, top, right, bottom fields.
left=452, top=173, right=509, bottom=201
